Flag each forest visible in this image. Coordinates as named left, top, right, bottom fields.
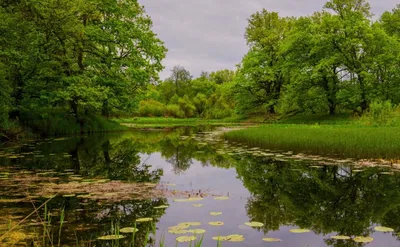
left=2, top=0, right=400, bottom=137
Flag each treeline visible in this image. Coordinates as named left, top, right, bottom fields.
left=236, top=0, right=400, bottom=116
left=0, top=0, right=166, bottom=135
left=135, top=67, right=236, bottom=119
left=139, top=0, right=400, bottom=120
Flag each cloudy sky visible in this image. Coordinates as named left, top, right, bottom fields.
left=139, top=0, right=398, bottom=79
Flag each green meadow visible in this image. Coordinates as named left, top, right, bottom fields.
left=224, top=124, right=400, bottom=159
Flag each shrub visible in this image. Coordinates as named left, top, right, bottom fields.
left=138, top=100, right=165, bottom=117
left=361, top=100, right=400, bottom=126
left=165, top=104, right=185, bottom=118
left=178, top=96, right=196, bottom=118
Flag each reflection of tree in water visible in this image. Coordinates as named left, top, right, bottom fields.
left=235, top=155, right=400, bottom=246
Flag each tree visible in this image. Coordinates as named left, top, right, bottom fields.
left=0, top=0, right=166, bottom=132
left=235, top=10, right=293, bottom=114
left=168, top=65, right=192, bottom=96
left=210, top=69, right=235, bottom=84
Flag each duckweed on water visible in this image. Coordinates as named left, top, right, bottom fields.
left=192, top=204, right=204, bottom=207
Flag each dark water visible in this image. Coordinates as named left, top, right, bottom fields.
left=1, top=127, right=400, bottom=247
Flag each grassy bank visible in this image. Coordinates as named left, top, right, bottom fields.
left=224, top=124, right=400, bottom=159
left=114, top=117, right=242, bottom=128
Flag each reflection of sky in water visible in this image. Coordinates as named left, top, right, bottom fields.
left=140, top=153, right=400, bottom=247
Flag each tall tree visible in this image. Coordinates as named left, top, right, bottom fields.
left=236, top=10, right=293, bottom=114
left=168, top=65, right=192, bottom=96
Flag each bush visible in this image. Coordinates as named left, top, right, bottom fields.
left=361, top=100, right=400, bottom=126
left=178, top=96, right=196, bottom=118
left=138, top=100, right=165, bottom=117
left=165, top=104, right=185, bottom=118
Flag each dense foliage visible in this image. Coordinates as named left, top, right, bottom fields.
left=236, top=0, right=400, bottom=117
left=0, top=0, right=166, bottom=136
left=135, top=67, right=237, bottom=119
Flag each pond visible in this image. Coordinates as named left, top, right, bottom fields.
left=1, top=127, right=400, bottom=246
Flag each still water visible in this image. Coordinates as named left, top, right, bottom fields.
left=0, top=127, right=400, bottom=246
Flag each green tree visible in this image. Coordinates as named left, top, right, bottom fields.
left=235, top=10, right=293, bottom=114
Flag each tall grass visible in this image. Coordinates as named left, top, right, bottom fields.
left=225, top=124, right=400, bottom=159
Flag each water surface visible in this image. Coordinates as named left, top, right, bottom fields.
left=1, top=127, right=400, bottom=246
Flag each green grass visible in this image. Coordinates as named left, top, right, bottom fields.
left=114, top=117, right=242, bottom=128
left=224, top=124, right=400, bottom=159
left=273, top=113, right=354, bottom=125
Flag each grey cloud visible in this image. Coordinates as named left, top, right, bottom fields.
left=139, top=0, right=399, bottom=79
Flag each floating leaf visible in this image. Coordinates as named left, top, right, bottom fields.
left=208, top=221, right=224, bottom=226
left=178, top=222, right=201, bottom=227
left=120, top=227, right=138, bottom=233
left=188, top=229, right=206, bottom=234
left=154, top=205, right=169, bottom=209
left=176, top=236, right=196, bottom=243
left=353, top=236, right=374, bottom=243
left=210, top=212, right=222, bottom=216
left=289, top=229, right=310, bottom=233
left=136, top=217, right=152, bottom=222
left=192, top=204, right=204, bottom=207
left=168, top=225, right=190, bottom=230
left=214, top=196, right=229, bottom=200
left=245, top=222, right=264, bottom=227
left=212, top=234, right=244, bottom=242
left=374, top=226, right=394, bottom=232
left=173, top=199, right=190, bottom=202
left=331, top=235, right=351, bottom=240
left=168, top=229, right=189, bottom=234
left=97, top=235, right=125, bottom=240
left=262, top=237, right=281, bottom=242
left=187, top=197, right=204, bottom=202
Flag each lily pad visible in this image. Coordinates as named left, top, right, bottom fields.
left=187, top=197, right=204, bottom=202
left=136, top=217, right=153, bottom=222
left=262, top=237, right=281, bottom=242
left=212, top=234, right=244, bottom=242
left=245, top=221, right=264, bottom=227
left=188, top=229, right=206, bottom=234
left=331, top=235, right=351, bottom=240
left=192, top=204, right=204, bottom=207
left=289, top=229, right=311, bottom=233
left=169, top=225, right=190, bottom=230
left=176, top=236, right=197, bottom=243
left=374, top=226, right=394, bottom=232
left=214, top=196, right=229, bottom=200
left=97, top=235, right=125, bottom=240
left=210, top=212, right=222, bottom=216
left=353, top=236, right=374, bottom=243
left=168, top=229, right=189, bottom=234
left=62, top=194, right=76, bottom=198
left=154, top=205, right=169, bottom=209
left=120, top=227, right=138, bottom=233
left=208, top=221, right=224, bottom=226
left=178, top=222, right=201, bottom=227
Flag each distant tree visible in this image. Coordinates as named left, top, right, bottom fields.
left=210, top=70, right=235, bottom=84
left=168, top=66, right=192, bottom=96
